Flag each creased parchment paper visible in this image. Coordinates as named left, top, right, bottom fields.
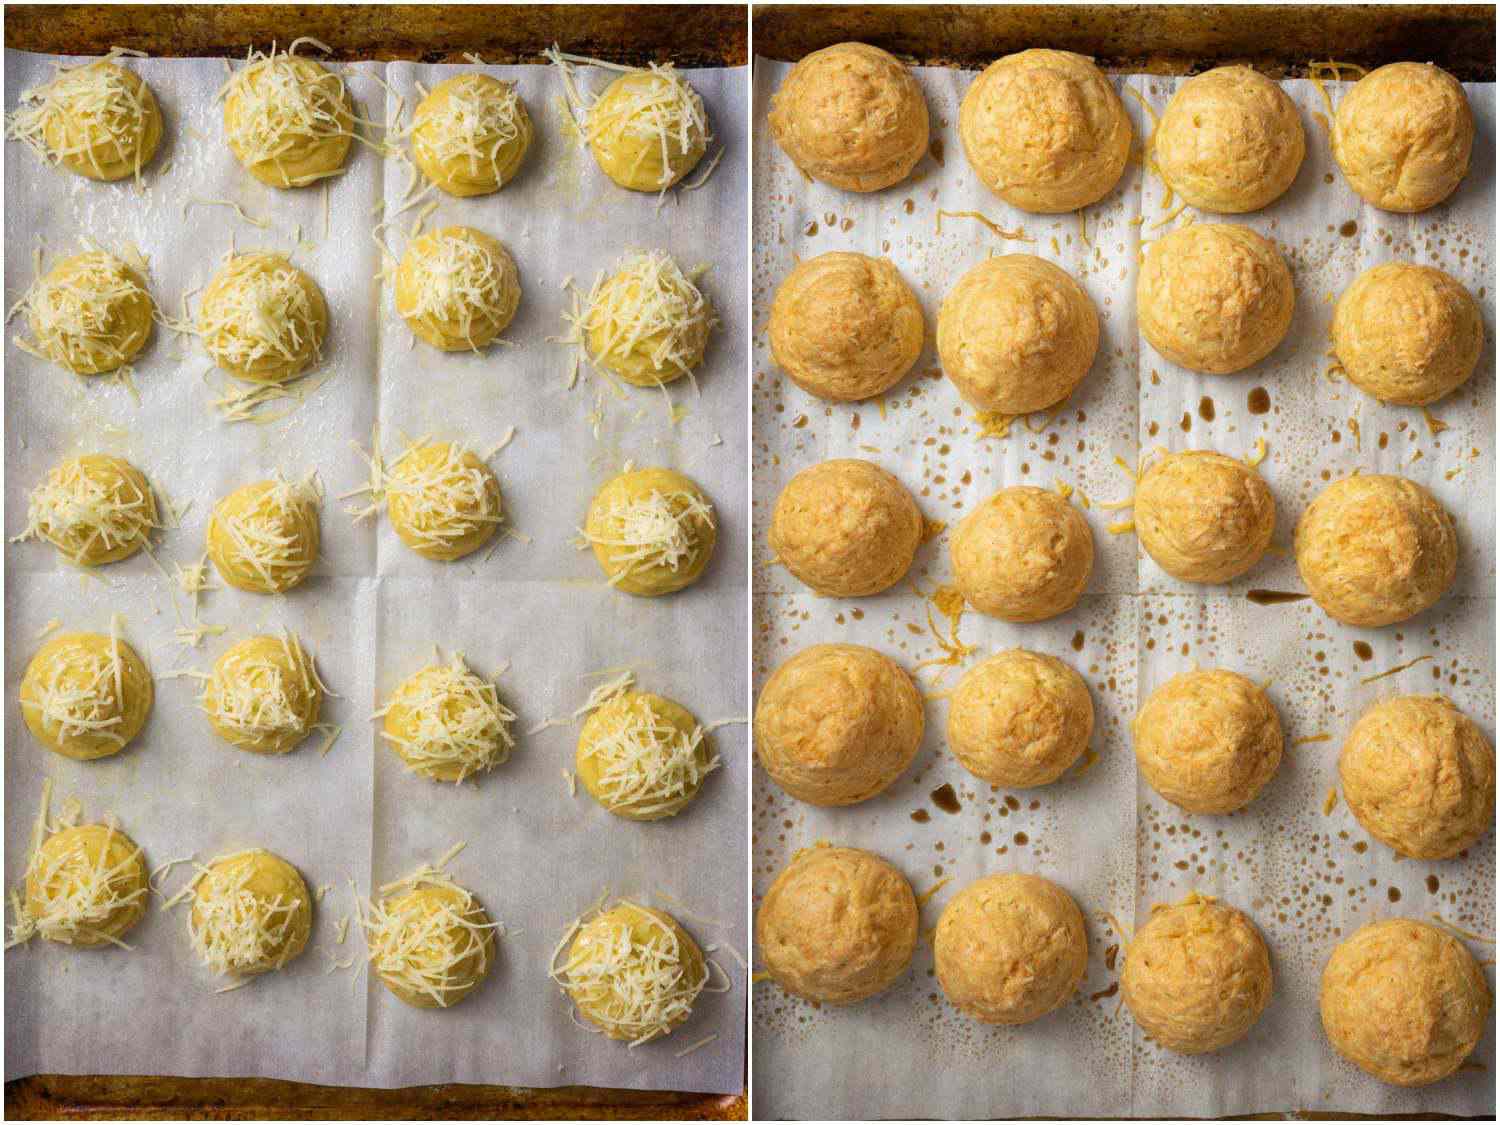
left=751, top=58, right=1494, bottom=1120
left=4, top=49, right=747, bottom=1095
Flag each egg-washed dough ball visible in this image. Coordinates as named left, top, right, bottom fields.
left=396, top=226, right=520, bottom=352
left=934, top=873, right=1088, bottom=1025
left=368, top=872, right=496, bottom=1008
left=755, top=643, right=923, bottom=806
left=384, top=440, right=504, bottom=561
left=757, top=845, right=918, bottom=1004
left=412, top=73, right=533, bottom=196
left=946, top=650, right=1094, bottom=787
left=1339, top=694, right=1494, bottom=860
left=1153, top=66, right=1305, bottom=213
left=556, top=900, right=707, bottom=1042
left=379, top=654, right=516, bottom=783
left=769, top=251, right=924, bottom=402
left=198, top=252, right=328, bottom=383
left=586, top=66, right=709, bottom=192
left=583, top=467, right=716, bottom=596
left=20, top=631, right=153, bottom=761
left=937, top=254, right=1099, bottom=414
left=768, top=459, right=922, bottom=598
left=222, top=50, right=354, bottom=188
left=1333, top=62, right=1474, bottom=213
left=767, top=42, right=929, bottom=193
left=1133, top=668, right=1283, bottom=814
left=950, top=486, right=1093, bottom=622
left=206, top=476, right=320, bottom=594
left=201, top=633, right=324, bottom=756
left=1294, top=474, right=1457, bottom=627
left=1138, top=223, right=1294, bottom=374
left=576, top=690, right=717, bottom=821
left=189, top=849, right=312, bottom=977
left=959, top=49, right=1131, bottom=213
left=21, top=251, right=154, bottom=375
left=8, top=58, right=162, bottom=181
left=1331, top=261, right=1483, bottom=407
left=21, top=454, right=157, bottom=566
left=23, top=822, right=148, bottom=947
left=582, top=251, right=715, bottom=387
left=1321, top=918, right=1491, bottom=1087
left=1134, top=450, right=1276, bottom=583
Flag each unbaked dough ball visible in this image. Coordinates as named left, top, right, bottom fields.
left=22, top=251, right=154, bottom=374
left=222, top=51, right=354, bottom=188
left=767, top=42, right=929, bottom=193
left=1321, top=918, right=1491, bottom=1087
left=385, top=441, right=503, bottom=561
left=950, top=486, right=1093, bottom=622
left=1333, top=62, right=1474, bottom=213
left=1339, top=694, right=1494, bottom=860
left=1154, top=66, right=1305, bottom=213
left=1122, top=895, right=1273, bottom=1054
left=576, top=690, right=716, bottom=821
left=24, top=822, right=148, bottom=947
left=946, top=649, right=1093, bottom=787
left=1134, top=450, right=1276, bottom=583
left=768, top=459, right=922, bottom=598
left=396, top=226, right=520, bottom=352
left=190, top=849, right=312, bottom=976
left=9, top=58, right=162, bottom=181
left=768, top=251, right=924, bottom=402
left=207, top=476, right=320, bottom=594
left=1294, top=474, right=1457, bottom=627
left=755, top=643, right=923, bottom=806
left=1331, top=261, right=1483, bottom=406
left=937, top=254, right=1098, bottom=413
left=412, top=73, right=533, bottom=196
left=202, top=633, right=324, bottom=755
left=583, top=467, right=716, bottom=596
left=934, top=873, right=1088, bottom=1024
left=198, top=252, right=328, bottom=383
left=586, top=67, right=709, bottom=192
left=582, top=251, right=715, bottom=387
left=959, top=49, right=1131, bottom=213
left=756, top=845, right=918, bottom=1003
left=379, top=653, right=516, bottom=783
left=20, top=631, right=153, bottom=761
left=22, top=454, right=157, bottom=566
left=368, top=873, right=496, bottom=1008
left=1138, top=223, right=1294, bottom=374
left=1133, top=668, right=1282, bottom=814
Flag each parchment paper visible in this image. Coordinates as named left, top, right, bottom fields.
left=751, top=58, right=1494, bottom=1120
left=4, top=48, right=748, bottom=1095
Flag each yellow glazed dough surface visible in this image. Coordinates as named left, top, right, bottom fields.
left=575, top=690, right=715, bottom=821
left=23, top=251, right=154, bottom=375
left=222, top=53, right=354, bottom=188
left=757, top=845, right=918, bottom=1003
left=20, top=631, right=153, bottom=760
left=372, top=880, right=495, bottom=1008
left=25, top=823, right=148, bottom=946
left=1134, top=450, right=1276, bottom=583
left=202, top=634, right=323, bottom=755
left=380, top=656, right=516, bottom=783
left=198, top=252, right=328, bottom=383
left=587, top=70, right=708, bottom=192
left=583, top=252, right=715, bottom=386
left=190, top=849, right=312, bottom=976
left=755, top=642, right=923, bottom=806
left=412, top=73, right=532, bottom=196
left=395, top=226, right=520, bottom=352
left=946, top=649, right=1094, bottom=787
left=385, top=441, right=503, bottom=561
left=950, top=485, right=1093, bottom=622
left=23, top=454, right=157, bottom=566
left=561, top=902, right=707, bottom=1042
left=583, top=467, right=716, bottom=596
left=206, top=478, right=320, bottom=594
left=16, top=59, right=163, bottom=181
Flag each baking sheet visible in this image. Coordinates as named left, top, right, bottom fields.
left=3, top=48, right=748, bottom=1095
left=751, top=57, right=1495, bottom=1119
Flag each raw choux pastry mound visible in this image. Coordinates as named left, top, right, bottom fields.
left=936, top=254, right=1099, bottom=414
left=20, top=630, right=153, bottom=761
left=21, top=453, right=157, bottom=566
left=1333, top=62, right=1474, bottom=213
left=757, top=845, right=918, bottom=1004
left=576, top=689, right=717, bottom=821
left=1294, top=474, right=1457, bottom=627
left=20, top=251, right=154, bottom=375
left=365, top=869, right=497, bottom=1008
left=1133, top=668, right=1283, bottom=814
left=396, top=226, right=520, bottom=352
left=23, top=822, right=148, bottom=947
left=7, top=57, right=162, bottom=181
left=1339, top=694, right=1494, bottom=860
left=946, top=649, right=1094, bottom=787
left=384, top=441, right=504, bottom=561
left=189, top=849, right=312, bottom=977
left=768, top=251, right=924, bottom=402
left=1121, top=894, right=1273, bottom=1054
left=201, top=633, right=324, bottom=755
left=582, top=467, right=717, bottom=596
left=1331, top=261, right=1484, bottom=406
left=767, top=41, right=929, bottom=193
left=221, top=47, right=354, bottom=188
left=1153, top=66, right=1305, bottom=213
left=378, top=653, right=516, bottom=783
left=934, top=873, right=1088, bottom=1025
left=959, top=49, right=1131, bottom=213
left=950, top=485, right=1093, bottom=622
left=412, top=73, right=533, bottom=196
left=580, top=251, right=716, bottom=387
left=1134, top=450, right=1276, bottom=583
left=1137, top=222, right=1294, bottom=374
left=1320, top=918, right=1491, bottom=1087
left=206, top=475, right=321, bottom=594
left=198, top=252, right=328, bottom=383
left=755, top=642, right=924, bottom=806
left=586, top=65, right=709, bottom=192
left=768, top=458, right=922, bottom=598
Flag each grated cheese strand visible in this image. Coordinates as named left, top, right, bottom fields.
left=186, top=851, right=304, bottom=977
left=14, top=456, right=157, bottom=563
left=581, top=695, right=721, bottom=816
left=5, top=49, right=155, bottom=183
left=374, top=652, right=517, bottom=783
left=579, top=487, right=715, bottom=584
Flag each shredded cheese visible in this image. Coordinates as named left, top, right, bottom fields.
left=342, top=429, right=503, bottom=551
left=213, top=471, right=321, bottom=589
left=194, top=252, right=324, bottom=376
left=183, top=851, right=305, bottom=977
left=14, top=456, right=157, bottom=563
left=217, top=40, right=355, bottom=187
left=374, top=652, right=517, bottom=783
left=19, top=622, right=131, bottom=750
left=8, top=249, right=153, bottom=373
left=394, top=229, right=517, bottom=352
left=579, top=486, right=715, bottom=585
left=199, top=630, right=321, bottom=746
left=580, top=694, right=721, bottom=817
left=5, top=49, right=155, bottom=183
left=412, top=73, right=525, bottom=183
